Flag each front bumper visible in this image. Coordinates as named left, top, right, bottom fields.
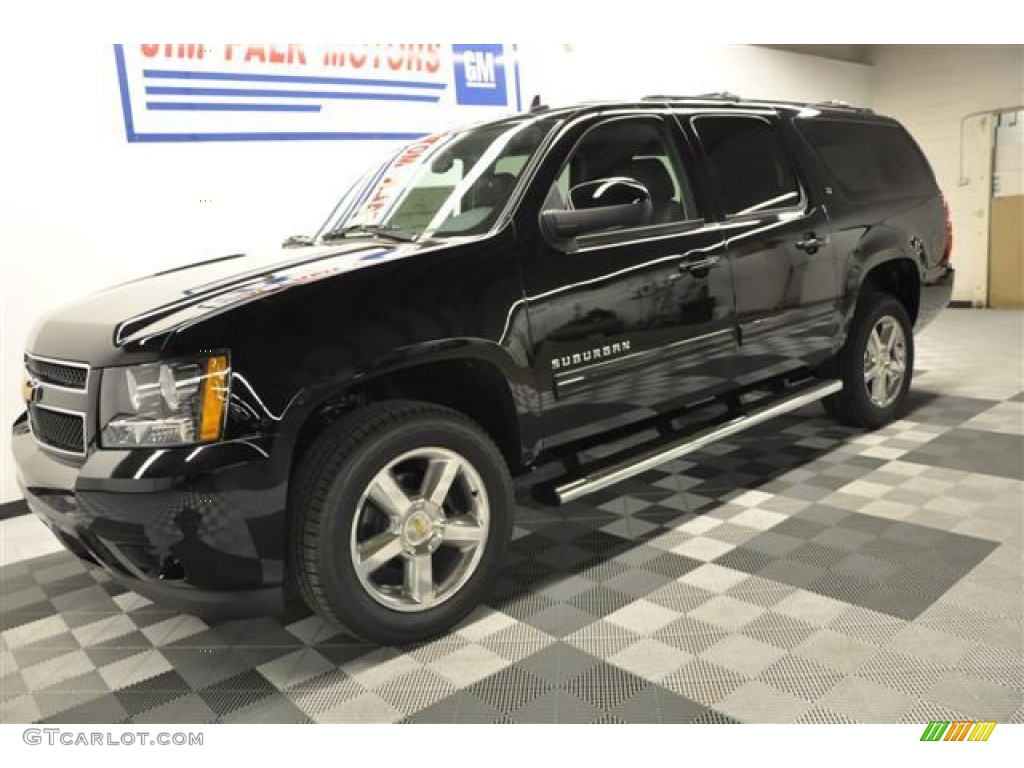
left=12, top=416, right=291, bottom=619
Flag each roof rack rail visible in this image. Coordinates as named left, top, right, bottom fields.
left=642, top=92, right=741, bottom=102
left=695, top=91, right=741, bottom=100
left=811, top=100, right=874, bottom=113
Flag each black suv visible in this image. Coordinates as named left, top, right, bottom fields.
left=14, top=95, right=953, bottom=643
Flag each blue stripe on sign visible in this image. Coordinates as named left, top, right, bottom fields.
left=147, top=102, right=322, bottom=112
left=114, top=45, right=136, bottom=140
left=511, top=43, right=523, bottom=112
left=146, top=86, right=441, bottom=103
left=143, top=68, right=448, bottom=91
left=126, top=131, right=430, bottom=143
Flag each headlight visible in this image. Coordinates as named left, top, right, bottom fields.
left=100, top=355, right=230, bottom=448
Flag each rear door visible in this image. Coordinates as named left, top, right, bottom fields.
left=682, top=112, right=842, bottom=386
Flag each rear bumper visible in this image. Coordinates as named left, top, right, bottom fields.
left=916, top=262, right=955, bottom=331
left=12, top=416, right=291, bottom=618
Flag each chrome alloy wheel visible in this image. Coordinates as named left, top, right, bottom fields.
left=863, top=315, right=907, bottom=408
left=349, top=447, right=490, bottom=612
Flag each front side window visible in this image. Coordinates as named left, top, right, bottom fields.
left=693, top=116, right=802, bottom=216
left=319, top=116, right=557, bottom=241
left=543, top=117, right=700, bottom=227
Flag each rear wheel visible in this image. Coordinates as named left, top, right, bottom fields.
left=824, top=293, right=914, bottom=429
left=290, top=401, right=513, bottom=644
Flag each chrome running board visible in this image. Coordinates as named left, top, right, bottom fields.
left=552, top=379, right=843, bottom=505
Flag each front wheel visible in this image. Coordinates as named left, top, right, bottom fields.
left=290, top=401, right=513, bottom=644
left=823, top=293, right=914, bottom=429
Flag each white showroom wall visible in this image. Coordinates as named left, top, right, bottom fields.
left=871, top=45, right=1024, bottom=305
left=0, top=42, right=870, bottom=503
left=518, top=43, right=871, bottom=107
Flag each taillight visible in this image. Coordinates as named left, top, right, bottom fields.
left=941, top=197, right=953, bottom=263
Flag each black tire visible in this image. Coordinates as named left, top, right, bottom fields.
left=289, top=400, right=513, bottom=644
left=823, top=293, right=914, bottom=429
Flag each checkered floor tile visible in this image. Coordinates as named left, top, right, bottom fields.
left=2, top=310, right=1022, bottom=723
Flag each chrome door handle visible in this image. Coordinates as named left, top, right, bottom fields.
left=795, top=234, right=828, bottom=252
left=678, top=256, right=721, bottom=272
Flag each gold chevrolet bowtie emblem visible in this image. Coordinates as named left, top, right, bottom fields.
left=22, top=377, right=37, bottom=404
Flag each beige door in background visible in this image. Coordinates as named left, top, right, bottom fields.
left=989, top=110, right=1024, bottom=308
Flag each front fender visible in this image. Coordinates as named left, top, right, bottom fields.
left=284, top=337, right=528, bottom=424
left=273, top=338, right=538, bottom=471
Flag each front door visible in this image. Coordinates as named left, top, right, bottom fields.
left=521, top=114, right=734, bottom=451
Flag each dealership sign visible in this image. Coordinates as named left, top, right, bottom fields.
left=114, top=44, right=522, bottom=142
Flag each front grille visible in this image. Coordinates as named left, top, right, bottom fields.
left=26, top=356, right=89, bottom=390
left=29, top=405, right=86, bottom=455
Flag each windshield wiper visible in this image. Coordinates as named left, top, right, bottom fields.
left=282, top=234, right=315, bottom=248
left=321, top=224, right=418, bottom=243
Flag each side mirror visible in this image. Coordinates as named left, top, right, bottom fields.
left=541, top=177, right=652, bottom=243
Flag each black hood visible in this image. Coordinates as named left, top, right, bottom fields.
left=25, top=240, right=419, bottom=365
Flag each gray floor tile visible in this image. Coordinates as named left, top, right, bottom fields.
left=131, top=692, right=218, bottom=724
left=925, top=670, right=1023, bottom=721
left=758, top=653, right=844, bottom=700
left=795, top=630, right=878, bottom=674
left=518, top=641, right=602, bottom=685
left=520, top=604, right=598, bottom=638
left=221, top=693, right=312, bottom=723
left=902, top=429, right=1023, bottom=480
left=610, top=684, right=709, bottom=723
left=403, top=690, right=505, bottom=723
left=716, top=680, right=810, bottom=723
left=41, top=693, right=129, bottom=724
left=818, top=676, right=916, bottom=722
left=510, top=689, right=603, bottom=723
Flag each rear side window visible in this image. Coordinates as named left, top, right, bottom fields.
left=692, top=116, right=802, bottom=216
left=797, top=119, right=936, bottom=202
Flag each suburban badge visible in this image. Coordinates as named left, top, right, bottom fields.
left=552, top=340, right=632, bottom=371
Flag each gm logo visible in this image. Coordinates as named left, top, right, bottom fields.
left=453, top=44, right=508, bottom=107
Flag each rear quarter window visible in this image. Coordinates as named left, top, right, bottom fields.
left=797, top=119, right=937, bottom=202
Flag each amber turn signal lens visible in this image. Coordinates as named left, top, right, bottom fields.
left=198, top=355, right=229, bottom=442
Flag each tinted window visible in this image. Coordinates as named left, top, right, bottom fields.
left=545, top=117, right=700, bottom=225
left=693, top=116, right=801, bottom=215
left=798, top=119, right=936, bottom=201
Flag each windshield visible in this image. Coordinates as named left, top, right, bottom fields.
left=317, top=116, right=558, bottom=242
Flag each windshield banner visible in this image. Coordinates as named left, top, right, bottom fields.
left=114, top=44, right=521, bottom=142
